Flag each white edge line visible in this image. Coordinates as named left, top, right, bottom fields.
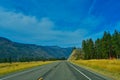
left=70, top=64, right=92, bottom=80
left=71, top=62, right=111, bottom=80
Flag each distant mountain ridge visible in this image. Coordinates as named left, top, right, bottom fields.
left=0, top=37, right=72, bottom=62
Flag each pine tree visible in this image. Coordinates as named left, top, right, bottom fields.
left=82, top=40, right=88, bottom=59
left=87, top=39, right=95, bottom=59
left=101, top=31, right=112, bottom=59
left=112, top=30, right=120, bottom=58
left=95, top=38, right=102, bottom=59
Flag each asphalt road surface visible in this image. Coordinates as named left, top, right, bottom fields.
left=0, top=61, right=111, bottom=80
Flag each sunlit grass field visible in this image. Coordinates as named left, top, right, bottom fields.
left=0, top=61, right=53, bottom=76
left=72, top=60, right=120, bottom=80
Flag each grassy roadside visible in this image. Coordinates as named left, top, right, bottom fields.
left=0, top=61, right=54, bottom=76
left=71, top=60, right=120, bottom=80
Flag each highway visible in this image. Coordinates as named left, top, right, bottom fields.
left=0, top=61, right=111, bottom=80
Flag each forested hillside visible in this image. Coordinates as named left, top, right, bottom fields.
left=0, top=37, right=72, bottom=63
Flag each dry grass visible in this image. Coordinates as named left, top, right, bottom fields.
left=0, top=61, right=53, bottom=76
left=71, top=60, right=120, bottom=80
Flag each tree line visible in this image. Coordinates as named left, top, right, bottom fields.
left=82, top=30, right=120, bottom=59
left=0, top=57, right=66, bottom=63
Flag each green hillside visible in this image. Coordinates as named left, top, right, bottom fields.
left=0, top=37, right=72, bottom=62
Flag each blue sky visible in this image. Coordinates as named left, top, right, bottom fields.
left=0, top=0, right=120, bottom=47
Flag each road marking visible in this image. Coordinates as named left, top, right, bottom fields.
left=70, top=64, right=92, bottom=80
left=0, top=63, right=59, bottom=80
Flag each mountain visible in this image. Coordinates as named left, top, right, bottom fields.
left=0, top=37, right=72, bottom=62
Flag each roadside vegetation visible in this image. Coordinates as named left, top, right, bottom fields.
left=72, top=60, right=120, bottom=80
left=0, top=61, right=53, bottom=76
left=68, top=30, right=120, bottom=80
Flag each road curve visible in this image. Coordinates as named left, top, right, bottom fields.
left=0, top=61, right=112, bottom=80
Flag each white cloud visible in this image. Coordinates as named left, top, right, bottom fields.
left=0, top=9, right=56, bottom=32
left=0, top=6, right=106, bottom=47
left=0, top=7, right=87, bottom=47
